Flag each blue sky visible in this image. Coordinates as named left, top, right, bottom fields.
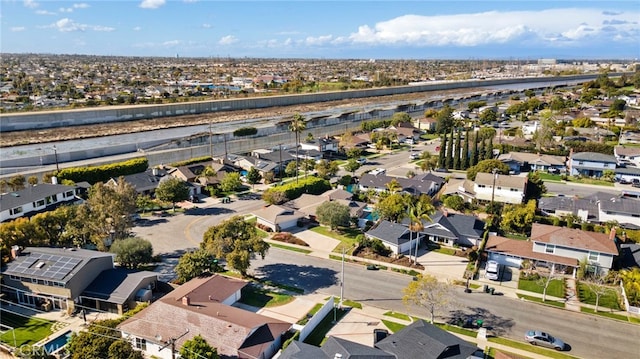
left=1, top=0, right=639, bottom=59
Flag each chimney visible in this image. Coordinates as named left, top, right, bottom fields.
left=51, top=176, right=58, bottom=185
left=152, top=167, right=159, bottom=176
left=609, top=227, right=617, bottom=242
left=182, top=296, right=190, bottom=306
left=442, top=209, right=448, bottom=217
left=10, top=245, right=21, bottom=259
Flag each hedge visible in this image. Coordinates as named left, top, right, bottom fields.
left=56, top=157, right=148, bottom=184
left=264, top=177, right=331, bottom=201
left=169, top=156, right=212, bottom=167
left=233, top=127, right=258, bottom=137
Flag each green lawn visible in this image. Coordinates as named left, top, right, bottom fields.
left=239, top=286, right=294, bottom=308
left=382, top=319, right=406, bottom=333
left=567, top=177, right=614, bottom=187
left=0, top=310, right=54, bottom=347
left=383, top=311, right=411, bottom=321
left=309, top=226, right=362, bottom=252
left=517, top=294, right=566, bottom=308
left=433, top=323, right=477, bottom=337
left=577, top=283, right=621, bottom=310
left=580, top=307, right=634, bottom=322
left=538, top=173, right=563, bottom=181
left=488, top=337, right=579, bottom=359
left=518, top=278, right=565, bottom=298
left=269, top=242, right=312, bottom=254
left=297, top=304, right=323, bottom=325
left=303, top=308, right=348, bottom=346
left=430, top=246, right=457, bottom=256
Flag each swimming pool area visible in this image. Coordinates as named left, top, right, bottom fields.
left=42, top=330, right=71, bottom=354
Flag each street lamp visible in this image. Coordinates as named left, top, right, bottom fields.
left=52, top=145, right=59, bottom=172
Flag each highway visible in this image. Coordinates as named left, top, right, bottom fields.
left=251, top=248, right=640, bottom=359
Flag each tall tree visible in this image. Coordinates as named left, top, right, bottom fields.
left=402, top=274, right=454, bottom=324
left=8, top=175, right=26, bottom=191
left=376, top=193, right=410, bottom=223
left=220, top=172, right=242, bottom=192
left=246, top=167, right=262, bottom=189
left=435, top=105, right=454, bottom=134
left=110, top=237, right=153, bottom=269
left=471, top=133, right=479, bottom=166
left=445, top=129, right=454, bottom=169
left=478, top=138, right=486, bottom=161
left=343, top=158, right=361, bottom=176
left=155, top=177, right=190, bottom=211
left=201, top=216, right=269, bottom=276
left=437, top=134, right=446, bottom=169
left=485, top=137, right=494, bottom=160
left=407, top=199, right=435, bottom=263
left=175, top=249, right=221, bottom=283
left=462, top=128, right=470, bottom=169
left=453, top=129, right=462, bottom=170
left=289, top=113, right=306, bottom=183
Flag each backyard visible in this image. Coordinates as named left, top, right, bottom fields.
left=0, top=310, right=55, bottom=347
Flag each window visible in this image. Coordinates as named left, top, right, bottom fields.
left=65, top=190, right=74, bottom=197
left=10, top=207, right=23, bottom=215
left=578, top=161, right=584, bottom=165
left=588, top=252, right=599, bottom=262
left=545, top=244, right=555, bottom=254
left=134, top=338, right=146, bottom=351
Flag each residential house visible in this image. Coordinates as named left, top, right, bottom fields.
left=231, top=155, right=280, bottom=176
left=280, top=320, right=481, bottom=359
left=473, top=173, right=527, bottom=204
left=620, top=131, right=640, bottom=145
left=0, top=183, right=79, bottom=222
left=284, top=189, right=366, bottom=222
left=441, top=178, right=476, bottom=203
left=417, top=117, right=437, bottom=132
left=498, top=152, right=566, bottom=174
left=485, top=223, right=619, bottom=275
left=402, top=210, right=485, bottom=248
left=299, top=137, right=339, bottom=153
left=107, top=167, right=169, bottom=196
left=568, top=152, right=617, bottom=177
left=365, top=220, right=418, bottom=255
left=598, top=196, right=640, bottom=230
left=614, top=146, right=640, bottom=167
left=387, top=123, right=421, bottom=143
left=538, top=195, right=599, bottom=222
left=359, top=172, right=444, bottom=197
left=615, top=167, right=640, bottom=184
left=2, top=247, right=156, bottom=314
left=252, top=205, right=305, bottom=232
left=521, top=121, right=540, bottom=136
left=118, top=275, right=291, bottom=359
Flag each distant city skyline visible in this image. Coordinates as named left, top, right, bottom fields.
left=1, top=0, right=639, bottom=60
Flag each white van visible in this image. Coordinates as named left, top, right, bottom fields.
left=485, top=260, right=501, bottom=281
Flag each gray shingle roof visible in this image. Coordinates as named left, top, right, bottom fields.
left=81, top=268, right=157, bottom=304
left=0, top=184, right=76, bottom=209
left=571, top=152, right=616, bottom=163
left=366, top=220, right=411, bottom=245
left=400, top=211, right=485, bottom=241
left=599, top=196, right=640, bottom=215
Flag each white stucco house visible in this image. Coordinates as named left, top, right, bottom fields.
left=473, top=173, right=527, bottom=204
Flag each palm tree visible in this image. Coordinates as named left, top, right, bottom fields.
left=407, top=200, right=435, bottom=264
left=289, top=113, right=306, bottom=183
left=386, top=179, right=402, bottom=193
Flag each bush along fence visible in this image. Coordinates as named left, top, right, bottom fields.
left=56, top=157, right=148, bottom=184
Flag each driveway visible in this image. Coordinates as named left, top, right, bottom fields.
left=416, top=250, right=468, bottom=281
left=290, top=228, right=341, bottom=252
left=477, top=262, right=520, bottom=290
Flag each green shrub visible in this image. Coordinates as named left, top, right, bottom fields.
left=263, top=177, right=331, bottom=202
left=169, top=156, right=212, bottom=167
left=233, top=127, right=258, bottom=137
left=56, top=157, right=148, bottom=184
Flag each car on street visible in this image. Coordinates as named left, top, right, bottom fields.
left=524, top=330, right=565, bottom=351
left=357, top=157, right=368, bottom=165
left=485, top=260, right=501, bottom=280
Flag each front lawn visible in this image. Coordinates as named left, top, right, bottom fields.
left=309, top=226, right=362, bottom=252
left=488, top=337, right=580, bottom=359
left=577, top=283, right=621, bottom=310
left=517, top=294, right=566, bottom=308
left=0, top=310, right=54, bottom=347
left=518, top=278, right=565, bottom=298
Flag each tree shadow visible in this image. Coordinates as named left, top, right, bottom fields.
left=447, top=307, right=515, bottom=337
left=184, top=207, right=236, bottom=216
left=134, top=217, right=168, bottom=227
left=252, top=263, right=339, bottom=293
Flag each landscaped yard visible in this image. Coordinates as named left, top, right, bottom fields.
left=0, top=310, right=54, bottom=347
left=239, top=285, right=294, bottom=308
left=309, top=226, right=362, bottom=252
left=518, top=277, right=565, bottom=298
left=577, top=282, right=621, bottom=310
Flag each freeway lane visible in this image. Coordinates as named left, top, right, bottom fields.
left=250, top=248, right=640, bottom=359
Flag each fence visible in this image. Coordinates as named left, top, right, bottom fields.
left=620, top=281, right=640, bottom=314
left=298, top=296, right=336, bottom=343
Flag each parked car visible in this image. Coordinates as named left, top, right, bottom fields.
left=485, top=260, right=501, bottom=281
left=366, top=264, right=379, bottom=270
left=409, top=152, right=421, bottom=160
left=524, top=330, right=565, bottom=351
left=357, top=157, right=368, bottom=165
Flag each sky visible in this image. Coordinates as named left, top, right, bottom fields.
left=1, top=0, right=639, bottom=59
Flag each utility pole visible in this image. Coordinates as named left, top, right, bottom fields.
left=278, top=144, right=283, bottom=183
left=491, top=168, right=498, bottom=214
left=158, top=329, right=189, bottom=359
left=340, top=247, right=345, bottom=308
left=209, top=121, right=213, bottom=159
left=52, top=145, right=59, bottom=172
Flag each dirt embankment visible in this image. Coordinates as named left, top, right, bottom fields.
left=2, top=89, right=475, bottom=148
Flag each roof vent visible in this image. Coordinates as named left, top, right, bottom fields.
left=35, top=261, right=45, bottom=269
left=182, top=296, right=190, bottom=306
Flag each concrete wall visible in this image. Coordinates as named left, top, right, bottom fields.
left=0, top=74, right=607, bottom=132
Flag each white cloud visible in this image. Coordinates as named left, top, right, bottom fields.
left=35, top=9, right=56, bottom=15
left=59, top=7, right=73, bottom=13
left=305, top=35, right=333, bottom=46
left=23, top=0, right=38, bottom=9
left=162, top=40, right=180, bottom=47
left=139, top=0, right=165, bottom=9
left=11, top=26, right=26, bottom=32
left=73, top=3, right=89, bottom=9
left=45, top=18, right=114, bottom=32
left=347, top=9, right=640, bottom=47
left=202, top=23, right=211, bottom=28
left=218, top=35, right=238, bottom=45
left=133, top=26, right=142, bottom=31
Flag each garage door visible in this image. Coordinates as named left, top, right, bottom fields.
left=488, top=252, right=522, bottom=268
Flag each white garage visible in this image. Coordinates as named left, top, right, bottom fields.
left=488, top=252, right=523, bottom=268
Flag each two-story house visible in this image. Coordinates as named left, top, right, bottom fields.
left=359, top=172, right=444, bottom=197
left=485, top=223, right=619, bottom=276
left=473, top=173, right=527, bottom=204
left=614, top=145, right=640, bottom=167
left=568, top=151, right=617, bottom=177
left=299, top=137, right=339, bottom=153
left=1, top=183, right=79, bottom=222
